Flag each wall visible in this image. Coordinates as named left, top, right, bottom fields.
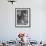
left=0, top=0, right=46, bottom=42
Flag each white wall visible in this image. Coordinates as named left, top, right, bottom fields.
left=0, top=0, right=46, bottom=42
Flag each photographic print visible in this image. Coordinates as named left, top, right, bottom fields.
left=15, top=8, right=31, bottom=27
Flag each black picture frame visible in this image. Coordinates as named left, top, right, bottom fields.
left=15, top=8, right=31, bottom=28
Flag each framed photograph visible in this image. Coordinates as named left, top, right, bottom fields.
left=15, top=8, right=31, bottom=27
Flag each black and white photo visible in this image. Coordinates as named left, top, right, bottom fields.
left=15, top=8, right=31, bottom=27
